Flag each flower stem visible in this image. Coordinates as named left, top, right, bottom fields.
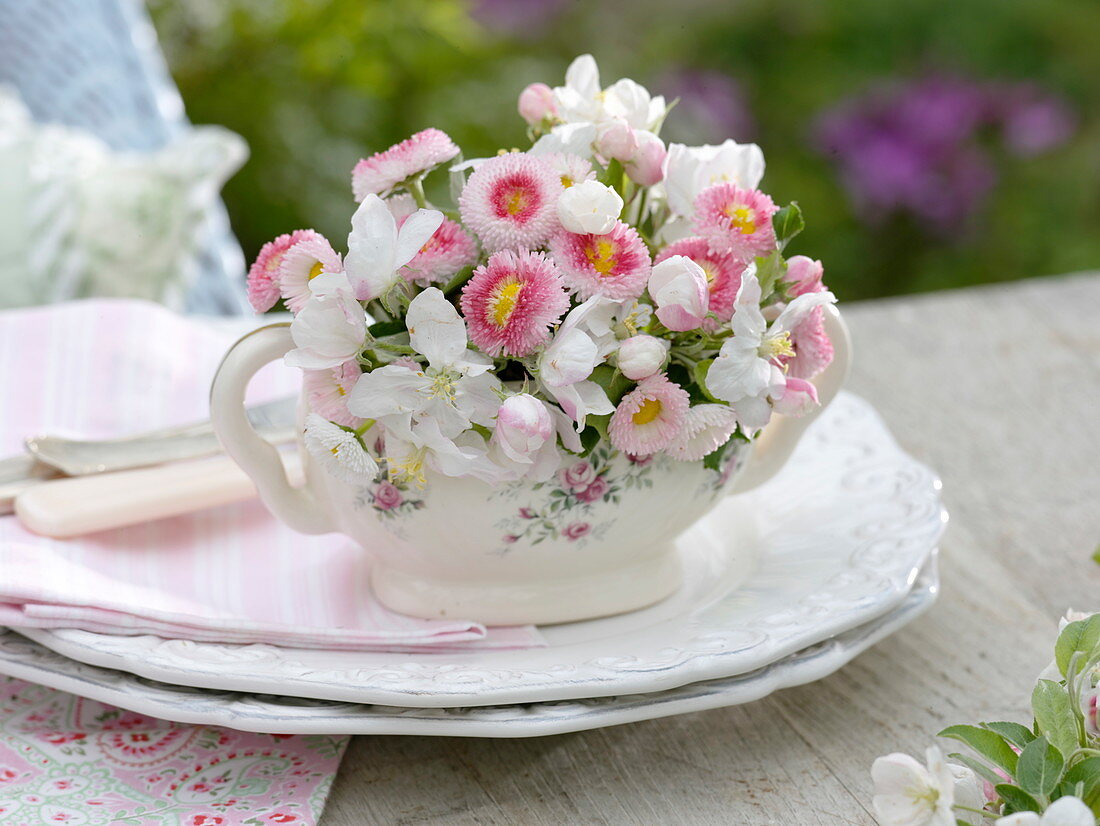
left=954, top=804, right=996, bottom=820
left=408, top=177, right=428, bottom=209
left=354, top=419, right=375, bottom=437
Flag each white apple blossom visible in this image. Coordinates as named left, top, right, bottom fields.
left=557, top=179, right=623, bottom=235
left=995, top=797, right=1095, bottom=826
left=594, top=117, right=639, bottom=161
left=616, top=335, right=669, bottom=380
left=382, top=416, right=505, bottom=487
left=624, top=130, right=667, bottom=186
left=302, top=414, right=378, bottom=483
left=871, top=747, right=970, bottom=826
left=552, top=54, right=604, bottom=125
left=706, top=272, right=835, bottom=408
left=285, top=272, right=368, bottom=369
left=344, top=194, right=444, bottom=301
left=347, top=288, right=501, bottom=440
left=648, top=255, right=709, bottom=332
left=530, top=122, right=600, bottom=159
left=486, top=394, right=577, bottom=482
left=602, top=77, right=666, bottom=132
left=537, top=298, right=616, bottom=428
left=663, top=139, right=766, bottom=218
left=493, top=393, right=553, bottom=463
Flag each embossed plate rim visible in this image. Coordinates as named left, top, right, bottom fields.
left=18, top=393, right=945, bottom=708
left=0, top=558, right=937, bottom=737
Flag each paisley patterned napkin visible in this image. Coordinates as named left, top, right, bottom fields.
left=0, top=299, right=544, bottom=651
left=0, top=675, right=345, bottom=825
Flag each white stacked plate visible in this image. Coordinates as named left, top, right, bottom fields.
left=0, top=394, right=945, bottom=737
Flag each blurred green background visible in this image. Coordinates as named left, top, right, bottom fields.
left=149, top=0, right=1100, bottom=301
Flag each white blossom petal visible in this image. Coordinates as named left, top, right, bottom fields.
left=344, top=194, right=399, bottom=301
left=405, top=287, right=469, bottom=368
left=394, top=208, right=445, bottom=269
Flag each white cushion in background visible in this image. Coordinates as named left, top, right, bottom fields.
left=0, top=88, right=247, bottom=310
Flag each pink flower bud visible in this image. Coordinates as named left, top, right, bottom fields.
left=518, top=83, right=557, bottom=126
left=783, top=255, right=825, bottom=296
left=595, top=118, right=639, bottom=162
left=625, top=131, right=667, bottom=186
left=648, top=255, right=709, bottom=332
left=493, top=394, right=553, bottom=463
left=617, top=335, right=669, bottom=380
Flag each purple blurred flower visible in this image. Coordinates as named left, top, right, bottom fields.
left=814, top=75, right=1075, bottom=235
left=658, top=69, right=756, bottom=142
left=993, top=82, right=1077, bottom=156
left=472, top=0, right=569, bottom=34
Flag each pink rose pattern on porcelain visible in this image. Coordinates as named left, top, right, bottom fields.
left=0, top=677, right=345, bottom=825
left=489, top=440, right=744, bottom=553
left=347, top=428, right=747, bottom=554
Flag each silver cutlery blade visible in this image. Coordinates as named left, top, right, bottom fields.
left=21, top=396, right=298, bottom=477
left=0, top=455, right=62, bottom=516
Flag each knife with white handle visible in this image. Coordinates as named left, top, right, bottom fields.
left=14, top=451, right=305, bottom=538
left=0, top=396, right=297, bottom=515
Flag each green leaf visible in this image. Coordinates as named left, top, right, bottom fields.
left=1032, top=679, right=1082, bottom=758
left=368, top=320, right=407, bottom=338
left=939, top=725, right=1019, bottom=776
left=754, top=250, right=786, bottom=299
left=693, top=359, right=719, bottom=401
left=1092, top=544, right=1100, bottom=566
left=948, top=753, right=1006, bottom=787
left=1056, top=616, right=1100, bottom=677
left=1062, top=757, right=1100, bottom=809
left=995, top=784, right=1042, bottom=815
left=772, top=201, right=805, bottom=243
left=1016, top=736, right=1064, bottom=798
left=983, top=721, right=1037, bottom=750
left=589, top=365, right=633, bottom=405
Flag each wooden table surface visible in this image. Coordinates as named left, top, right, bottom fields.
left=322, top=273, right=1100, bottom=825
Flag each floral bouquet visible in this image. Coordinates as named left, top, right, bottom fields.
left=245, top=55, right=837, bottom=491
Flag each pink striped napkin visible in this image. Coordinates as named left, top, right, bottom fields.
left=0, top=674, right=346, bottom=825
left=0, top=299, right=545, bottom=651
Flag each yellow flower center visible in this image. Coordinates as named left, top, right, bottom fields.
left=585, top=239, right=618, bottom=276
left=561, top=175, right=575, bottom=188
left=632, top=398, right=663, bottom=426
left=724, top=205, right=756, bottom=235
left=700, top=261, right=718, bottom=290
left=488, top=278, right=524, bottom=328
left=759, top=333, right=795, bottom=360
left=505, top=187, right=530, bottom=216
left=388, top=447, right=427, bottom=488
left=308, top=260, right=325, bottom=280
left=426, top=369, right=458, bottom=403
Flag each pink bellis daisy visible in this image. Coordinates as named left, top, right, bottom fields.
left=655, top=236, right=748, bottom=323
left=460, top=249, right=570, bottom=357
left=304, top=359, right=364, bottom=428
left=544, top=152, right=596, bottom=189
left=400, top=217, right=479, bottom=286
left=665, top=404, right=739, bottom=461
left=352, top=128, right=460, bottom=202
left=278, top=233, right=343, bottom=313
left=549, top=221, right=651, bottom=301
left=247, top=230, right=316, bottom=312
left=458, top=152, right=564, bottom=252
left=608, top=373, right=690, bottom=456
left=693, top=183, right=778, bottom=261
